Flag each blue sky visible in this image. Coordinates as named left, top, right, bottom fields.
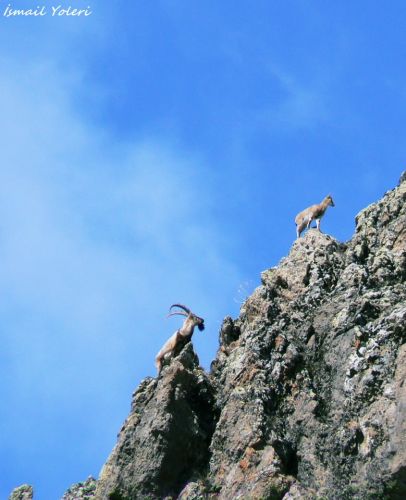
left=0, top=1, right=405, bottom=498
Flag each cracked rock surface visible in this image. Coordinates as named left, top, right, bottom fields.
left=207, top=176, right=405, bottom=500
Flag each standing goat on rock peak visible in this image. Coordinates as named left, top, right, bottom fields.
left=155, top=304, right=205, bottom=374
left=295, top=195, right=335, bottom=238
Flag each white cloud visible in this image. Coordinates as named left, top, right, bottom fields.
left=265, top=64, right=330, bottom=130
left=0, top=58, right=242, bottom=497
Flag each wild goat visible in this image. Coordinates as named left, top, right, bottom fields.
left=295, top=195, right=335, bottom=238
left=155, top=304, right=205, bottom=374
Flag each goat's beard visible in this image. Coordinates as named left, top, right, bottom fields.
left=198, top=323, right=205, bottom=331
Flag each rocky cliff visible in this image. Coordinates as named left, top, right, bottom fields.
left=11, top=176, right=406, bottom=500
left=91, top=175, right=405, bottom=499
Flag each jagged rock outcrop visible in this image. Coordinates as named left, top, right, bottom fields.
left=92, top=175, right=405, bottom=500
left=9, top=485, right=33, bottom=500
left=206, top=177, right=405, bottom=499
left=95, top=344, right=216, bottom=499
left=62, top=477, right=97, bottom=499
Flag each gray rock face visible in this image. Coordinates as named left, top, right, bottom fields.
left=76, top=175, right=406, bottom=499
left=95, top=342, right=216, bottom=499
left=207, top=176, right=405, bottom=499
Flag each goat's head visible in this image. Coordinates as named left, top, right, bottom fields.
left=326, top=194, right=335, bottom=207
left=168, top=303, right=205, bottom=331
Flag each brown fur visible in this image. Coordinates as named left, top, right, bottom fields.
left=295, top=195, right=335, bottom=238
left=155, top=306, right=204, bottom=374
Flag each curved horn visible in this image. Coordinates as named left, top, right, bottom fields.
left=167, top=311, right=188, bottom=318
left=169, top=304, right=191, bottom=314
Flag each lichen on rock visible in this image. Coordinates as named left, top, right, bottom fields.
left=9, top=485, right=33, bottom=500
left=61, top=477, right=97, bottom=499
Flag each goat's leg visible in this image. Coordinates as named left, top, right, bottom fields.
left=297, top=220, right=307, bottom=238
left=155, top=331, right=181, bottom=374
left=155, top=356, right=163, bottom=374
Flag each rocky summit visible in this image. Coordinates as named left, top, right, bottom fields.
left=11, top=175, right=406, bottom=499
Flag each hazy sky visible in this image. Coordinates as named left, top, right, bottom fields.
left=0, top=1, right=404, bottom=498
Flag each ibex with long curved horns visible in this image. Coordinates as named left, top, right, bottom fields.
left=155, top=304, right=205, bottom=374
left=295, top=195, right=335, bottom=238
